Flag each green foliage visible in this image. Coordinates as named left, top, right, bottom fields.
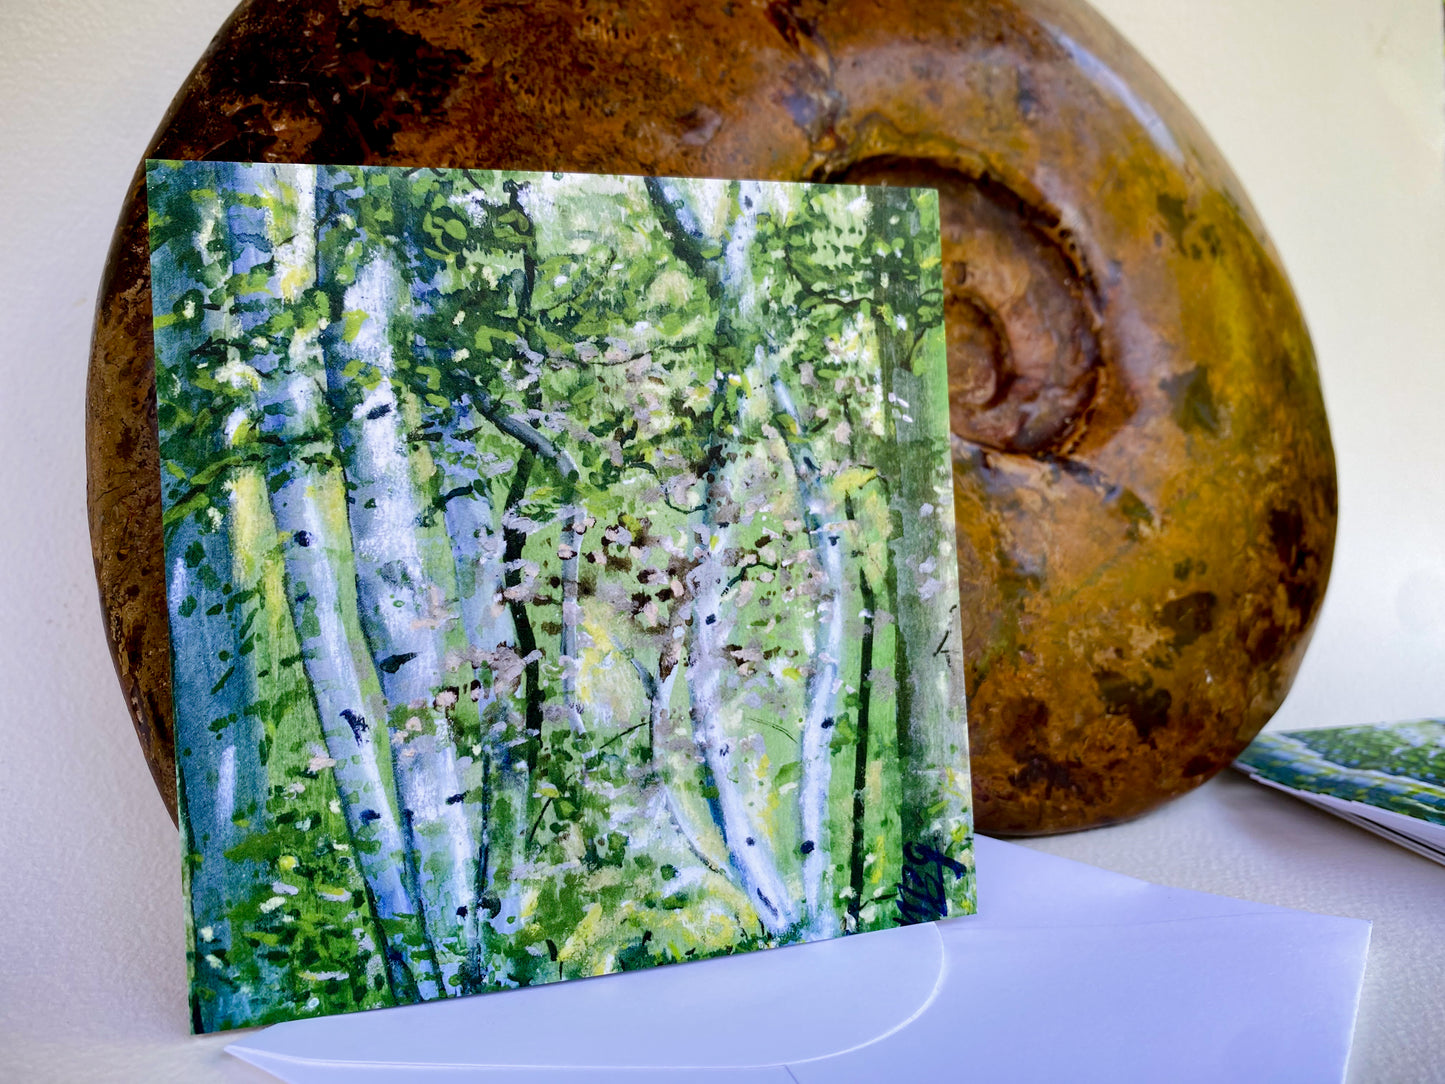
left=1291, top=721, right=1445, bottom=789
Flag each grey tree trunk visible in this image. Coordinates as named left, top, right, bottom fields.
left=861, top=188, right=972, bottom=923
left=319, top=171, right=477, bottom=991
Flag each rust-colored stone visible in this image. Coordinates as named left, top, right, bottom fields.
left=86, top=0, right=1335, bottom=833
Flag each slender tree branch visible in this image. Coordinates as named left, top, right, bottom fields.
left=536, top=248, right=615, bottom=315
left=501, top=450, right=544, bottom=771
left=643, top=177, right=721, bottom=301
left=725, top=558, right=779, bottom=593
left=618, top=457, right=706, bottom=515
left=781, top=246, right=871, bottom=314
left=525, top=795, right=553, bottom=848
left=471, top=388, right=585, bottom=735
left=847, top=564, right=877, bottom=931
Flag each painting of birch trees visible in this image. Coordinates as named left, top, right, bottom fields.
left=146, top=161, right=973, bottom=1033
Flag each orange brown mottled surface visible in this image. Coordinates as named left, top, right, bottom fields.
left=87, top=0, right=1335, bottom=834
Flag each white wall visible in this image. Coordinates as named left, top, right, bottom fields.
left=0, top=1, right=1441, bottom=1080
left=1092, top=0, right=1445, bottom=731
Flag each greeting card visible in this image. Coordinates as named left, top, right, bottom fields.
left=146, top=161, right=973, bottom=1032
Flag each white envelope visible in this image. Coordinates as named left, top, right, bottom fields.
left=228, top=836, right=1370, bottom=1083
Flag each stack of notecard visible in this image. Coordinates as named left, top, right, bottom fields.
left=1236, top=720, right=1445, bottom=865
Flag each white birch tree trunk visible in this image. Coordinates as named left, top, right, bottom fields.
left=153, top=176, right=267, bottom=1029
left=767, top=361, right=847, bottom=940
left=437, top=408, right=513, bottom=676
left=627, top=653, right=729, bottom=879
left=233, top=162, right=442, bottom=1000
left=318, top=175, right=477, bottom=991
left=646, top=176, right=801, bottom=936
left=268, top=457, right=444, bottom=996
left=434, top=405, right=529, bottom=987
left=684, top=497, right=797, bottom=935
left=167, top=515, right=267, bottom=1028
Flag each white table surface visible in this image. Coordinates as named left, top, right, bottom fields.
left=2, top=1, right=1441, bottom=1080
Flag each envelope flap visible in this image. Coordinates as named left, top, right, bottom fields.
left=973, top=836, right=1304, bottom=928
left=229, top=920, right=944, bottom=1071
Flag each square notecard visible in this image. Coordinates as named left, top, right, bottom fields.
left=146, top=162, right=972, bottom=1032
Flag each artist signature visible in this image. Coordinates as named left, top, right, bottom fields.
left=896, top=842, right=970, bottom=924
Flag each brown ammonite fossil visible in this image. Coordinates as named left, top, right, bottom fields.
left=87, top=0, right=1335, bottom=834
